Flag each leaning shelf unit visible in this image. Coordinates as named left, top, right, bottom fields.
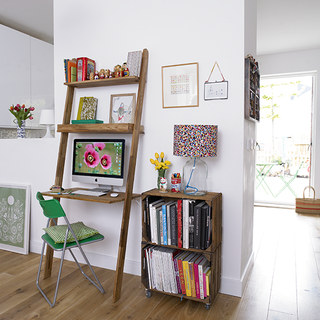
left=141, top=189, right=222, bottom=309
left=42, top=48, right=149, bottom=303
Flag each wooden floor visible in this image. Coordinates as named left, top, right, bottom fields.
left=0, top=207, right=319, bottom=320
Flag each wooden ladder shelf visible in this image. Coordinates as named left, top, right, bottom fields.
left=42, top=48, right=149, bottom=303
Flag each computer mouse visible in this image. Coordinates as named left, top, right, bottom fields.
left=110, top=193, right=119, bottom=197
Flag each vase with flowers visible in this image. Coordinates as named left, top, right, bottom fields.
left=9, top=104, right=35, bottom=138
left=150, top=152, right=171, bottom=192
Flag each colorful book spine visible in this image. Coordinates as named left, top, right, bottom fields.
left=194, top=255, right=203, bottom=298
left=170, top=203, right=177, bottom=247
left=177, top=199, right=183, bottom=248
left=162, top=204, right=168, bottom=245
left=182, top=254, right=192, bottom=296
left=173, top=250, right=182, bottom=294
left=177, top=252, right=189, bottom=294
left=77, top=57, right=95, bottom=81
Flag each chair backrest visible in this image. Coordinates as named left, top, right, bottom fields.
left=36, top=192, right=66, bottom=219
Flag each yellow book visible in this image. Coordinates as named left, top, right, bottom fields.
left=182, top=253, right=196, bottom=297
left=205, top=267, right=211, bottom=297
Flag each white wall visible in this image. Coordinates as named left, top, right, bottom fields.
left=0, top=0, right=256, bottom=298
left=257, top=48, right=320, bottom=196
left=0, top=24, right=54, bottom=128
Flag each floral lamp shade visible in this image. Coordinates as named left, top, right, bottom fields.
left=173, top=124, right=218, bottom=157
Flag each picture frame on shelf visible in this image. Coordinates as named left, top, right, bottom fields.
left=109, top=93, right=136, bottom=124
left=162, top=62, right=199, bottom=108
left=0, top=183, right=31, bottom=254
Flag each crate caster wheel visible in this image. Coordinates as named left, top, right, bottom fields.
left=205, top=304, right=210, bottom=310
left=145, top=289, right=152, bottom=298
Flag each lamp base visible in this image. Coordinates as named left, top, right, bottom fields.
left=42, top=125, right=54, bottom=138
left=182, top=157, right=208, bottom=196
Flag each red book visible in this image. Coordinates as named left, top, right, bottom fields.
left=177, top=199, right=183, bottom=248
left=177, top=251, right=189, bottom=294
left=77, top=57, right=95, bottom=81
left=194, top=255, right=204, bottom=299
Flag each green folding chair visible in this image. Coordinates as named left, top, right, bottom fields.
left=36, top=192, right=105, bottom=307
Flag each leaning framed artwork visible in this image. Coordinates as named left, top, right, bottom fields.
left=109, top=93, right=136, bottom=123
left=0, top=183, right=30, bottom=254
left=162, top=62, right=199, bottom=108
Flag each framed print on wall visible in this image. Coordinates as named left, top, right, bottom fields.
left=109, top=93, right=136, bottom=124
left=0, top=183, right=31, bottom=254
left=162, top=62, right=199, bottom=108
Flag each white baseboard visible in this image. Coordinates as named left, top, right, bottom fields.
left=220, top=252, right=254, bottom=297
left=30, top=240, right=141, bottom=276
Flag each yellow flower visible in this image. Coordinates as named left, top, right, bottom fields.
left=160, top=152, right=164, bottom=159
left=155, top=166, right=161, bottom=170
left=155, top=160, right=160, bottom=166
left=164, top=160, right=171, bottom=166
left=163, top=166, right=169, bottom=170
left=155, top=152, right=159, bottom=159
left=150, top=158, right=155, bottom=164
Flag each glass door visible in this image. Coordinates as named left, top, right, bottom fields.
left=255, top=74, right=314, bottom=205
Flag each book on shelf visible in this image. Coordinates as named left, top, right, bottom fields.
left=183, top=199, right=189, bottom=249
left=170, top=201, right=177, bottom=247
left=68, top=59, right=77, bottom=82
left=188, top=253, right=201, bottom=297
left=177, top=251, right=189, bottom=295
left=201, top=203, right=210, bottom=250
left=204, top=266, right=211, bottom=297
left=194, top=201, right=206, bottom=250
left=145, top=196, right=162, bottom=241
left=77, top=97, right=98, bottom=120
left=165, top=200, right=175, bottom=246
left=172, top=249, right=182, bottom=294
left=150, top=200, right=164, bottom=244
left=77, top=57, right=95, bottom=81
left=194, top=255, right=204, bottom=299
left=127, top=50, right=142, bottom=77
left=177, top=199, right=183, bottom=248
left=71, top=119, right=103, bottom=124
left=198, top=256, right=209, bottom=299
left=182, top=252, right=194, bottom=297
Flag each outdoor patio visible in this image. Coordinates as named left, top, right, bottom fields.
left=255, top=175, right=310, bottom=206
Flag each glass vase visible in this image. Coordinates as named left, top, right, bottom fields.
left=182, top=157, right=208, bottom=196
left=17, top=120, right=26, bottom=139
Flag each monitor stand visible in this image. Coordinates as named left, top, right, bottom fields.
left=91, top=185, right=112, bottom=193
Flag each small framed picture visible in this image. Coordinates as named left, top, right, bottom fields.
left=204, top=81, right=228, bottom=100
left=109, top=93, right=136, bottom=123
left=0, top=183, right=31, bottom=254
left=162, top=62, right=199, bottom=108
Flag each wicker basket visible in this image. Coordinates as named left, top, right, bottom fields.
left=295, top=186, right=320, bottom=214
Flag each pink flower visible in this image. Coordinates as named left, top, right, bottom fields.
left=94, top=143, right=105, bottom=151
left=30, top=107, right=35, bottom=111
left=86, top=144, right=94, bottom=151
left=29, top=116, right=33, bottom=120
left=84, top=149, right=100, bottom=168
left=100, top=154, right=112, bottom=170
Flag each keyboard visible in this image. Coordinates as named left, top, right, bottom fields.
left=71, top=190, right=107, bottom=197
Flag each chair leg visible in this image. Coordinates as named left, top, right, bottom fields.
left=68, top=247, right=105, bottom=294
left=36, top=238, right=68, bottom=307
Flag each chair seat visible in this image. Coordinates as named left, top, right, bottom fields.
left=42, top=233, right=104, bottom=251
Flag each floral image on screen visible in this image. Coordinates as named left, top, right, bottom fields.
left=74, top=141, right=123, bottom=176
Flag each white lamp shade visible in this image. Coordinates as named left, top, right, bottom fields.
left=39, top=109, right=55, bottom=125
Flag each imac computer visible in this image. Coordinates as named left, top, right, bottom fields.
left=72, top=138, right=125, bottom=192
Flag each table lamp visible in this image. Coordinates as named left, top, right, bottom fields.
left=173, top=124, right=218, bottom=195
left=39, top=109, right=54, bottom=138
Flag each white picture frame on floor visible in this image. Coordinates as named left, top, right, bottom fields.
left=0, top=183, right=31, bottom=254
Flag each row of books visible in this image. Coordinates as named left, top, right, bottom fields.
left=144, top=196, right=212, bottom=250
left=144, top=246, right=211, bottom=299
left=63, top=51, right=142, bottom=83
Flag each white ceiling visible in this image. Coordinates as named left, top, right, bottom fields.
left=0, top=0, right=319, bottom=55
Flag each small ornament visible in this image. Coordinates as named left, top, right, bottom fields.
left=114, top=64, right=121, bottom=78
left=159, top=177, right=168, bottom=193
left=89, top=72, right=94, bottom=80
left=104, top=69, right=110, bottom=78
left=99, top=69, right=105, bottom=79
left=94, top=70, right=99, bottom=80
left=122, top=62, right=129, bottom=77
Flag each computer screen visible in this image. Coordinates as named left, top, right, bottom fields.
left=72, top=139, right=125, bottom=190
